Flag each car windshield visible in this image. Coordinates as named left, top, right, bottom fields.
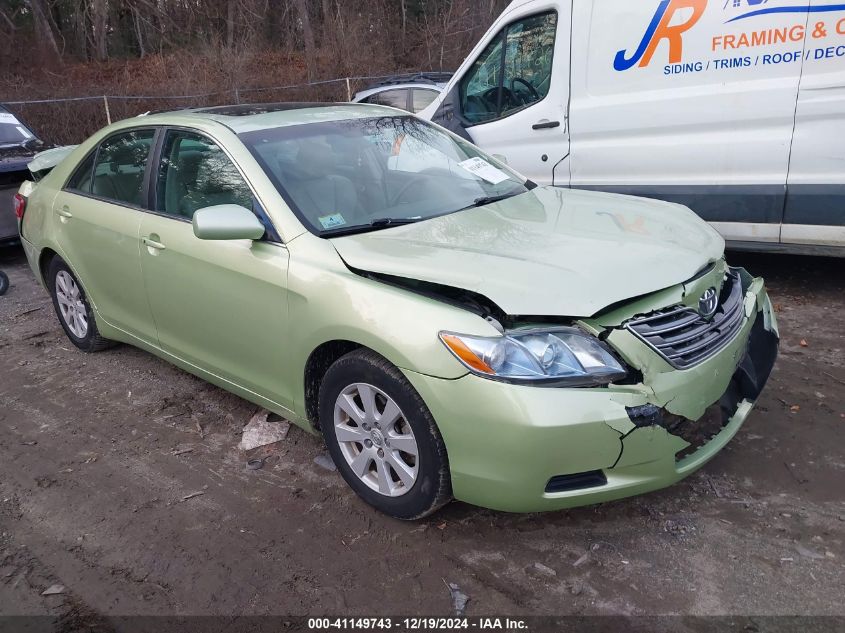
left=239, top=115, right=529, bottom=236
left=0, top=111, right=35, bottom=147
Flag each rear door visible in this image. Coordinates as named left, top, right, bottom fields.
left=138, top=128, right=293, bottom=407
left=783, top=0, right=845, bottom=248
left=434, top=4, right=571, bottom=184
left=569, top=0, right=807, bottom=244
left=51, top=128, right=158, bottom=344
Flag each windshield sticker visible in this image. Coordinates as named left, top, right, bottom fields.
left=318, top=213, right=347, bottom=230
left=0, top=112, right=21, bottom=125
left=458, top=157, right=510, bottom=185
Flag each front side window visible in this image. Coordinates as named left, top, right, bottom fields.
left=240, top=115, right=529, bottom=236
left=156, top=130, right=252, bottom=219
left=460, top=12, right=557, bottom=124
left=90, top=130, right=155, bottom=206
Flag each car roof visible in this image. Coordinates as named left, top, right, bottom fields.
left=129, top=102, right=405, bottom=135
left=127, top=103, right=408, bottom=134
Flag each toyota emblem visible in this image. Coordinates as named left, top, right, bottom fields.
left=699, top=287, right=719, bottom=319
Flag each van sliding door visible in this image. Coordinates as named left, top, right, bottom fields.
left=783, top=0, right=845, bottom=250
left=569, top=0, right=807, bottom=246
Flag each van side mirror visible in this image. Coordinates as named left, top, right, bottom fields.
left=192, top=205, right=265, bottom=241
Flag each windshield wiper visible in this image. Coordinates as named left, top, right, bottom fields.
left=368, top=217, right=422, bottom=228
left=321, top=217, right=423, bottom=238
left=471, top=191, right=523, bottom=207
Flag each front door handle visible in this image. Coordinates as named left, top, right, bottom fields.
left=532, top=120, right=561, bottom=130
left=143, top=237, right=166, bottom=251
left=56, top=206, right=73, bottom=219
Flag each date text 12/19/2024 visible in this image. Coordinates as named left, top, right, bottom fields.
left=307, top=618, right=530, bottom=631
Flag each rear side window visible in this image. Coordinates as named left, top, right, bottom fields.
left=155, top=130, right=253, bottom=219
left=66, top=152, right=96, bottom=193
left=373, top=89, right=410, bottom=111
left=90, top=130, right=155, bottom=206
left=412, top=89, right=439, bottom=113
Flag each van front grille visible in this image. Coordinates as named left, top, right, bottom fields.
left=624, top=270, right=745, bottom=369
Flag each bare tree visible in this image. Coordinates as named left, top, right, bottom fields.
left=294, top=0, right=317, bottom=79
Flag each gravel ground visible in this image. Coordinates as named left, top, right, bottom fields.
left=0, top=246, right=843, bottom=625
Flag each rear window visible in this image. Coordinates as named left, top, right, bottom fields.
left=0, top=111, right=35, bottom=146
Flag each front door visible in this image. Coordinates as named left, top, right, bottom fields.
left=438, top=7, right=571, bottom=185
left=51, top=128, right=158, bottom=344
left=138, top=129, right=292, bottom=407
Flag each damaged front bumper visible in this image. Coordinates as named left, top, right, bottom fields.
left=402, top=269, right=779, bottom=513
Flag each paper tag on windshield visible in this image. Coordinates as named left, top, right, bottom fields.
left=0, top=112, right=20, bottom=125
left=458, top=157, right=509, bottom=185
left=318, top=213, right=346, bottom=230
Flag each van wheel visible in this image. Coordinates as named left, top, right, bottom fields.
left=48, top=257, right=114, bottom=353
left=0, top=271, right=8, bottom=296
left=319, top=349, right=452, bottom=520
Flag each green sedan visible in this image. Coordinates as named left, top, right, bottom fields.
left=15, top=103, right=779, bottom=519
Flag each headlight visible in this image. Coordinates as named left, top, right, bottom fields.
left=439, top=327, right=627, bottom=386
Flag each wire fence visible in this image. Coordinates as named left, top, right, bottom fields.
left=0, top=73, right=432, bottom=146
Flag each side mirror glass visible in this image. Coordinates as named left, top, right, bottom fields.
left=192, top=205, right=265, bottom=241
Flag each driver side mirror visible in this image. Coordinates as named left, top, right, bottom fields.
left=192, top=204, right=265, bottom=241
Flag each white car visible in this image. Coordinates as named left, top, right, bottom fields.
left=420, top=0, right=845, bottom=255
left=352, top=73, right=451, bottom=114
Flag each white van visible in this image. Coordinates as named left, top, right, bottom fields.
left=420, top=0, right=845, bottom=255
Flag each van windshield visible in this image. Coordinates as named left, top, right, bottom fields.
left=238, top=115, right=529, bottom=236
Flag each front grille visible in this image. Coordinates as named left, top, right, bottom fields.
left=624, top=270, right=745, bottom=369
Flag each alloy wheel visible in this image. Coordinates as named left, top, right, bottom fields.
left=333, top=383, right=419, bottom=497
left=55, top=271, right=88, bottom=339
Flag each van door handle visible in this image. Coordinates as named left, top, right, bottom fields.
left=143, top=237, right=166, bottom=251
left=532, top=120, right=561, bottom=130
left=56, top=206, right=73, bottom=219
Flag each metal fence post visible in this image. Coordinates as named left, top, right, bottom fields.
left=346, top=77, right=352, bottom=102
left=234, top=87, right=240, bottom=104
left=103, top=95, right=112, bottom=125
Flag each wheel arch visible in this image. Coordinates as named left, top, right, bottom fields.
left=38, top=247, right=59, bottom=287
left=304, top=340, right=364, bottom=431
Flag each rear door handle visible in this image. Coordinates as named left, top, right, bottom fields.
left=56, top=206, right=73, bottom=219
left=532, top=120, right=561, bottom=130
left=143, top=237, right=166, bottom=251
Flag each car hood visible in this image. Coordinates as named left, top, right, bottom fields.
left=330, top=187, right=725, bottom=317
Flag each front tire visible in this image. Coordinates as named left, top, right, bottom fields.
left=319, top=349, right=452, bottom=520
left=48, top=257, right=114, bottom=353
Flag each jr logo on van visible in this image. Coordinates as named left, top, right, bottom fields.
left=614, top=0, right=708, bottom=71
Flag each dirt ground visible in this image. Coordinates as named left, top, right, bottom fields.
left=0, top=245, right=843, bottom=623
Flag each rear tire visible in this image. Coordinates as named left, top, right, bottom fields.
left=319, top=349, right=452, bottom=520
left=0, top=271, right=8, bottom=296
left=48, top=257, right=114, bottom=353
